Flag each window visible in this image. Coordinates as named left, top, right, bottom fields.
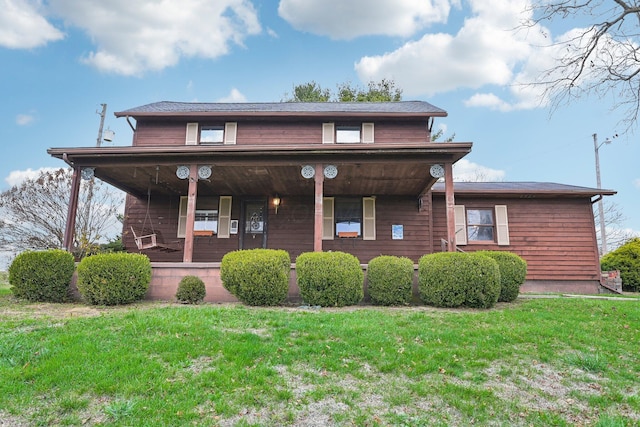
left=454, top=205, right=510, bottom=246
left=322, top=123, right=374, bottom=144
left=178, top=196, right=233, bottom=238
left=322, top=196, right=376, bottom=240
left=336, top=127, right=361, bottom=143
left=200, top=127, right=224, bottom=144
left=467, top=209, right=494, bottom=241
left=335, top=197, right=362, bottom=237
left=185, top=122, right=237, bottom=145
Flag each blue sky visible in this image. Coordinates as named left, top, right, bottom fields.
left=1, top=0, right=639, bottom=248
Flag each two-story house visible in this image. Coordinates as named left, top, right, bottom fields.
left=48, top=101, right=615, bottom=301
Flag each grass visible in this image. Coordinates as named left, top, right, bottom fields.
left=0, top=294, right=638, bottom=426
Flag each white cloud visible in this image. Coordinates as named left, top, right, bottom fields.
left=217, top=88, right=247, bottom=102
left=355, top=0, right=536, bottom=98
left=15, top=113, right=35, bottom=125
left=0, top=0, right=64, bottom=49
left=278, top=0, right=454, bottom=40
left=453, top=159, right=505, bottom=182
left=44, top=0, right=261, bottom=76
left=5, top=167, right=60, bottom=187
left=634, top=179, right=640, bottom=189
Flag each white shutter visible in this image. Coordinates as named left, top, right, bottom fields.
left=362, top=123, right=374, bottom=143
left=495, top=205, right=510, bottom=246
left=454, top=205, right=467, bottom=246
left=224, top=122, right=237, bottom=145
left=322, top=123, right=335, bottom=144
left=185, top=123, right=198, bottom=145
left=217, top=196, right=232, bottom=238
left=177, top=196, right=188, bottom=237
left=362, top=197, right=376, bottom=240
left=322, top=197, right=334, bottom=240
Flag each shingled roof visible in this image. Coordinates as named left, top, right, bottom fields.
left=432, top=182, right=616, bottom=197
left=114, top=100, right=447, bottom=118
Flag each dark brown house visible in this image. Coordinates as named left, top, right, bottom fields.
left=48, top=101, right=615, bottom=300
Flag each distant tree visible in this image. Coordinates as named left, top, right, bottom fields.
left=284, top=78, right=402, bottom=102
left=432, top=129, right=456, bottom=142
left=286, top=81, right=331, bottom=102
left=522, top=1, right=640, bottom=132
left=0, top=168, right=123, bottom=259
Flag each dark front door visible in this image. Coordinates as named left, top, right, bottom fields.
left=241, top=199, right=267, bottom=249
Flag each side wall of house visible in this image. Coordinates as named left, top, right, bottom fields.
left=132, top=119, right=430, bottom=146
left=431, top=195, right=601, bottom=285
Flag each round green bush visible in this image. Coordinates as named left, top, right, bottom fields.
left=418, top=252, right=501, bottom=309
left=367, top=255, right=414, bottom=306
left=221, top=249, right=290, bottom=306
left=296, top=251, right=364, bottom=307
left=601, top=238, right=640, bottom=292
left=8, top=249, right=75, bottom=302
left=476, top=251, right=527, bottom=302
left=176, top=275, right=206, bottom=304
left=76, top=253, right=151, bottom=305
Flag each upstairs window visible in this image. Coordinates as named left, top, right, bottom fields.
left=200, top=127, right=224, bottom=144
left=186, top=122, right=237, bottom=145
left=323, top=123, right=374, bottom=144
left=336, top=127, right=361, bottom=143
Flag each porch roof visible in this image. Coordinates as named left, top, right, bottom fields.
left=114, top=101, right=448, bottom=119
left=431, top=182, right=617, bottom=198
left=48, top=143, right=472, bottom=199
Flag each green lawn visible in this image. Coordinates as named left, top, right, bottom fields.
left=0, top=296, right=638, bottom=426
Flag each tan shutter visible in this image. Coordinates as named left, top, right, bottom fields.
left=185, top=123, right=198, bottom=145
left=224, top=122, right=237, bottom=145
left=177, top=196, right=188, bottom=237
left=322, top=197, right=334, bottom=240
left=322, top=123, right=334, bottom=144
left=362, top=123, right=374, bottom=143
left=454, top=205, right=467, bottom=246
left=362, top=197, right=376, bottom=240
left=217, top=196, right=232, bottom=238
left=495, top=205, right=510, bottom=246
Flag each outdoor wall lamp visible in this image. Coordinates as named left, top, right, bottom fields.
left=273, top=194, right=281, bottom=214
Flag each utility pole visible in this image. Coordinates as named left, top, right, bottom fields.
left=593, top=133, right=610, bottom=255
left=96, top=103, right=107, bottom=147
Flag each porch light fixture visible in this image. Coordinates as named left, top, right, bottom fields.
left=273, top=194, right=281, bottom=214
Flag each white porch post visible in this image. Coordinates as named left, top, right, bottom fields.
left=313, top=163, right=324, bottom=252
left=183, top=164, right=198, bottom=262
left=444, top=162, right=456, bottom=252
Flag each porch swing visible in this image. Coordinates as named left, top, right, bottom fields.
left=129, top=188, right=181, bottom=252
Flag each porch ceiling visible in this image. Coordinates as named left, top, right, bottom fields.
left=47, top=143, right=472, bottom=198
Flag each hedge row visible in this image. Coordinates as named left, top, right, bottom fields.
left=220, top=250, right=527, bottom=309
left=8, top=248, right=527, bottom=309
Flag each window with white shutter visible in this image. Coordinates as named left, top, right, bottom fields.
left=322, top=197, right=335, bottom=240
left=224, top=122, right=237, bottom=145
left=185, top=123, right=198, bottom=145
left=322, top=123, right=335, bottom=144
left=362, top=123, right=374, bottom=143
left=217, top=196, right=233, bottom=238
left=454, top=205, right=467, bottom=245
left=495, top=205, right=510, bottom=246
left=362, top=197, right=376, bottom=240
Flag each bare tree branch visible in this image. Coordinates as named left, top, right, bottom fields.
left=522, top=0, right=640, bottom=132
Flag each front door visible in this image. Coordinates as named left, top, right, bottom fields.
left=241, top=199, right=267, bottom=249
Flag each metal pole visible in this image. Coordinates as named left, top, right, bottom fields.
left=593, top=133, right=607, bottom=255
left=96, top=104, right=106, bottom=147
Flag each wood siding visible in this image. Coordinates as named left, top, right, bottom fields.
left=133, top=119, right=429, bottom=147
left=432, top=196, right=600, bottom=281
left=125, top=194, right=431, bottom=264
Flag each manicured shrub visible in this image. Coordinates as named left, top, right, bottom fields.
left=76, top=253, right=151, bottom=305
left=418, top=252, right=501, bottom=309
left=296, top=251, right=364, bottom=307
left=221, top=249, right=290, bottom=306
left=476, top=251, right=527, bottom=302
left=601, top=238, right=640, bottom=292
left=367, top=255, right=414, bottom=306
left=8, top=249, right=75, bottom=302
left=176, top=275, right=206, bottom=304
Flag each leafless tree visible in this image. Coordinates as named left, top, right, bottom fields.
left=523, top=0, right=640, bottom=132
left=0, top=168, right=123, bottom=259
left=594, top=200, right=638, bottom=252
